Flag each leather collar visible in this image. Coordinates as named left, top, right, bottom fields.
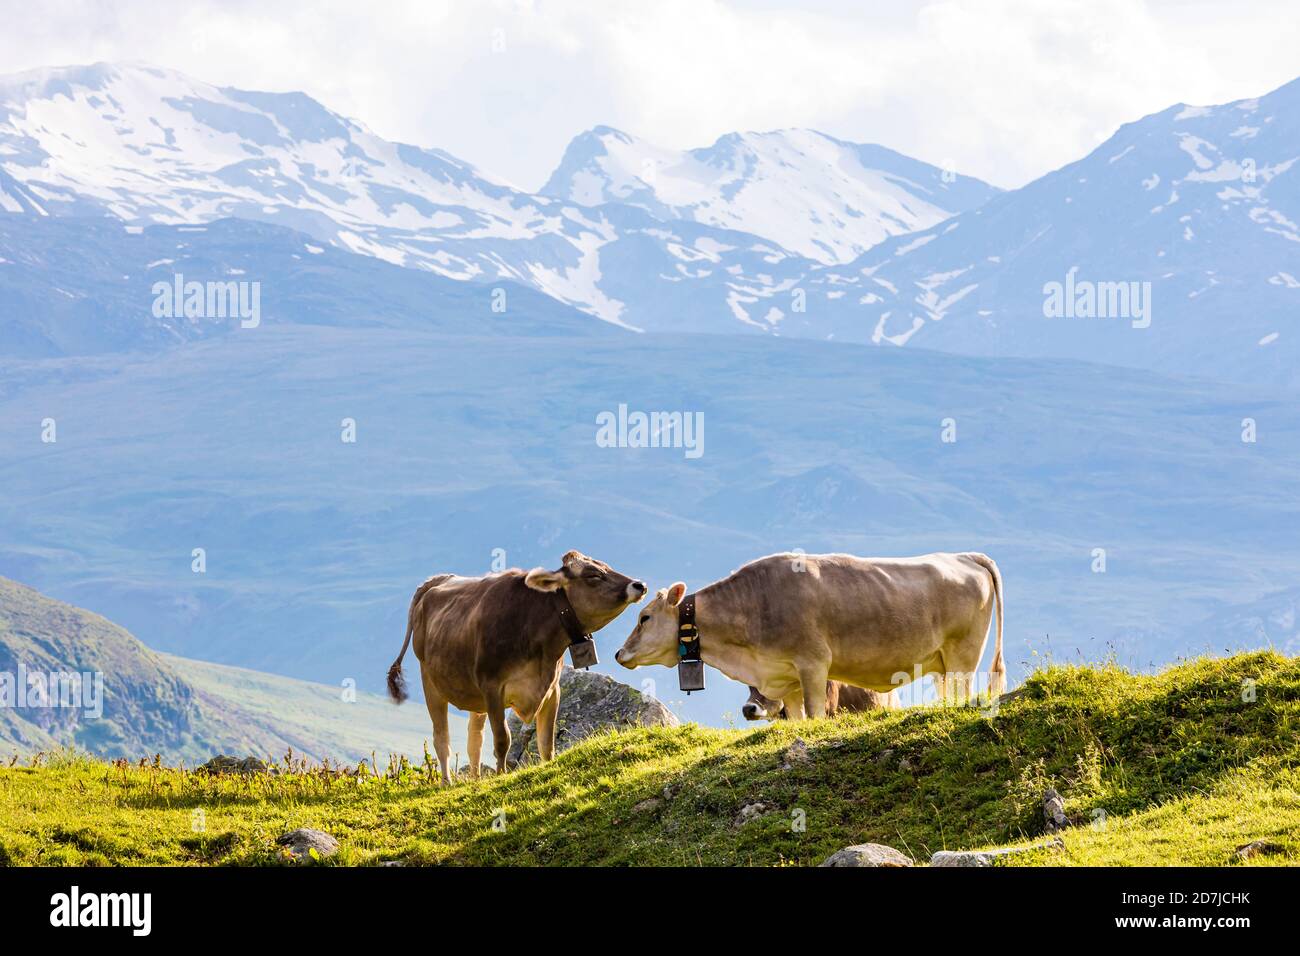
left=677, top=592, right=700, bottom=660
left=553, top=588, right=591, bottom=645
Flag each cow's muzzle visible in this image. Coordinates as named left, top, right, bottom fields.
left=627, top=580, right=648, bottom=601
left=741, top=702, right=762, bottom=721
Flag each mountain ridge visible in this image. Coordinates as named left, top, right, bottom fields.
left=0, top=575, right=458, bottom=763
left=815, top=74, right=1300, bottom=384
left=4, top=61, right=1298, bottom=384
left=0, top=61, right=986, bottom=336
left=538, top=124, right=1000, bottom=263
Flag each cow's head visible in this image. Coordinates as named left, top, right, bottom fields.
left=614, top=581, right=687, bottom=669
left=741, top=686, right=785, bottom=721
left=524, top=550, right=646, bottom=631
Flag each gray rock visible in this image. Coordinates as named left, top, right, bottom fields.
left=781, top=738, right=811, bottom=768
left=506, top=666, right=678, bottom=767
left=1043, top=788, right=1069, bottom=833
left=195, top=754, right=268, bottom=775
left=821, top=843, right=914, bottom=867
left=734, top=802, right=770, bottom=826
left=1236, top=840, right=1283, bottom=860
left=898, top=757, right=914, bottom=772
left=875, top=748, right=895, bottom=765
left=930, top=837, right=1064, bottom=867
left=276, top=828, right=339, bottom=862
left=998, top=687, right=1028, bottom=705
left=631, top=796, right=662, bottom=814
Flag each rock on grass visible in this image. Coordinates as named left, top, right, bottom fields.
left=930, top=837, right=1063, bottom=867
left=276, top=828, right=338, bottom=863
left=821, top=843, right=913, bottom=867
left=195, top=755, right=268, bottom=775
left=1236, top=840, right=1283, bottom=860
left=506, top=667, right=677, bottom=767
left=1043, top=788, right=1069, bottom=833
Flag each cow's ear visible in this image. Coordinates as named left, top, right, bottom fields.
left=525, top=567, right=566, bottom=592
left=666, top=582, right=687, bottom=607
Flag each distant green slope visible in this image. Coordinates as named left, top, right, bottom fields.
left=164, top=654, right=463, bottom=765
left=0, top=576, right=462, bottom=764
left=2, top=652, right=1295, bottom=866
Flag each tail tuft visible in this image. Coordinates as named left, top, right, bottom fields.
left=387, top=663, right=408, bottom=703
left=990, top=643, right=1007, bottom=699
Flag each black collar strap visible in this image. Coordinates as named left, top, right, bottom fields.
left=553, top=589, right=591, bottom=645
left=677, top=593, right=700, bottom=661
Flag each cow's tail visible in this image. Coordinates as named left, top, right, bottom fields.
left=387, top=575, right=448, bottom=704
left=969, top=553, right=1005, bottom=699
left=386, top=610, right=413, bottom=704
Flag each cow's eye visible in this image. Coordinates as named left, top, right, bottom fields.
left=639, top=614, right=650, bottom=625
left=584, top=571, right=603, bottom=582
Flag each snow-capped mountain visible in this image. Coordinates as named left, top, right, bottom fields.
left=4, top=62, right=1300, bottom=386
left=803, top=77, right=1300, bottom=384
left=0, top=63, right=821, bottom=332
left=0, top=63, right=637, bottom=317
left=540, top=126, right=998, bottom=264
left=0, top=63, right=537, bottom=245
left=5, top=63, right=1300, bottom=728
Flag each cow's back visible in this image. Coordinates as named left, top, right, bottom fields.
left=413, top=571, right=546, bottom=673
left=737, top=551, right=981, bottom=630
left=815, top=553, right=985, bottom=632
left=725, top=552, right=994, bottom=689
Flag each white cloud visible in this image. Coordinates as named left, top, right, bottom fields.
left=0, top=0, right=1296, bottom=190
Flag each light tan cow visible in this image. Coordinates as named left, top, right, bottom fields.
left=615, top=551, right=1004, bottom=719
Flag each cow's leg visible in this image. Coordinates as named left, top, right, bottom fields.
left=485, top=691, right=511, bottom=774
left=923, top=651, right=951, bottom=706
left=781, top=693, right=806, bottom=720
left=946, top=641, right=986, bottom=707
left=466, top=712, right=486, bottom=778
left=418, top=666, right=453, bottom=785
left=535, top=683, right=561, bottom=762
left=931, top=669, right=951, bottom=706
left=427, top=696, right=453, bottom=786
left=797, top=662, right=830, bottom=719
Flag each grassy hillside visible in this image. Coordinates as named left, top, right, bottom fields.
left=1, top=651, right=1296, bottom=866
left=162, top=655, right=465, bottom=765
left=0, top=576, right=462, bottom=764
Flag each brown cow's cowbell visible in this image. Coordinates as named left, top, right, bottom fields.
left=554, top=588, right=598, bottom=669
left=677, top=593, right=705, bottom=693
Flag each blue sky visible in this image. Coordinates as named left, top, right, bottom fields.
left=2, top=1, right=1298, bottom=189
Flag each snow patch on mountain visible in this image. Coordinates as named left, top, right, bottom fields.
left=540, top=126, right=999, bottom=264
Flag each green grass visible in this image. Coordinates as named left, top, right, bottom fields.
left=2, top=651, right=1298, bottom=866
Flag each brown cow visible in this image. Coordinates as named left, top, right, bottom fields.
left=616, top=551, right=1004, bottom=718
left=741, top=681, right=897, bottom=720
left=387, top=551, right=646, bottom=783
